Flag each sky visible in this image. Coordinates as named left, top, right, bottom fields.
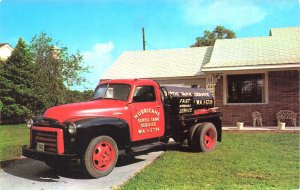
left=0, top=0, right=299, bottom=90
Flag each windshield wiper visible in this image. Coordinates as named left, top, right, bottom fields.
left=102, top=98, right=126, bottom=101
left=90, top=97, right=103, bottom=101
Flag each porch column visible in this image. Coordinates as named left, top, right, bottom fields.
left=205, top=74, right=221, bottom=98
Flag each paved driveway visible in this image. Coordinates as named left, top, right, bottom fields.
left=0, top=149, right=165, bottom=190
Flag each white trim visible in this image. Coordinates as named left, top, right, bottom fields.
left=223, top=75, right=226, bottom=105
left=223, top=72, right=269, bottom=105
left=265, top=72, right=269, bottom=104
left=102, top=75, right=207, bottom=81
left=203, top=63, right=300, bottom=72
left=147, top=75, right=207, bottom=81
left=225, top=103, right=269, bottom=106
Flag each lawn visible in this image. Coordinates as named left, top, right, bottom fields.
left=0, top=125, right=299, bottom=189
left=121, top=132, right=300, bottom=190
left=0, top=124, right=29, bottom=162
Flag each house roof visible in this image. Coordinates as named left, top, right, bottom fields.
left=0, top=43, right=9, bottom=48
left=202, top=27, right=300, bottom=71
left=102, top=46, right=212, bottom=79
left=270, top=27, right=300, bottom=37
left=0, top=43, right=13, bottom=50
left=0, top=43, right=13, bottom=61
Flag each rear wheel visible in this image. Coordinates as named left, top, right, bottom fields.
left=83, top=136, right=118, bottom=178
left=188, top=124, right=199, bottom=148
left=189, top=122, right=217, bottom=152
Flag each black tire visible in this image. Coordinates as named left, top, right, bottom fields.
left=189, top=122, right=217, bottom=152
left=188, top=124, right=199, bottom=148
left=83, top=136, right=118, bottom=178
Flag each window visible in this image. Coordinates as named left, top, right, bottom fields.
left=92, top=84, right=131, bottom=101
left=133, top=86, right=156, bottom=102
left=227, top=74, right=265, bottom=103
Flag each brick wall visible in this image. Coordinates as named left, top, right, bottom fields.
left=215, top=70, right=299, bottom=126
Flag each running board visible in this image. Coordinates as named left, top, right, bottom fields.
left=119, top=141, right=166, bottom=156
left=132, top=141, right=166, bottom=152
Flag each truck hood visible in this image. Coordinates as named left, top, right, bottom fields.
left=43, top=100, right=128, bottom=123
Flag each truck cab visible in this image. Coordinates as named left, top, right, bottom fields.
left=22, top=79, right=222, bottom=178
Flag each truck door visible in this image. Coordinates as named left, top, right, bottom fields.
left=129, top=85, right=165, bottom=141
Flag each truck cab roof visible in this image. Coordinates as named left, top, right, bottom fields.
left=100, top=79, right=159, bottom=87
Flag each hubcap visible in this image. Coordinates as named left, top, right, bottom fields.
left=203, top=128, right=216, bottom=149
left=92, top=141, right=115, bottom=171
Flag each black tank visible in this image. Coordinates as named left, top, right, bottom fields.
left=163, top=86, right=215, bottom=115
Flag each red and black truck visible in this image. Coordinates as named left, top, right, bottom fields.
left=22, top=79, right=222, bottom=178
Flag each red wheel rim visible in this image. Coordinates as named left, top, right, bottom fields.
left=203, top=128, right=216, bottom=149
left=92, top=141, right=116, bottom=171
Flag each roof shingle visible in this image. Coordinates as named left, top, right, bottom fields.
left=202, top=27, right=300, bottom=70
left=102, top=46, right=212, bottom=79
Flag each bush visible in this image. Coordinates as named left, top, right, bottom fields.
left=1, top=104, right=32, bottom=124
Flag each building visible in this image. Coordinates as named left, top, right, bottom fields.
left=103, top=27, right=300, bottom=126
left=0, top=43, right=13, bottom=61
left=102, top=47, right=212, bottom=88
left=203, top=27, right=300, bottom=126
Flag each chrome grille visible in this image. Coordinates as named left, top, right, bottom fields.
left=32, top=130, right=58, bottom=153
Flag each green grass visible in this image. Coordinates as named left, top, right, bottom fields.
left=0, top=126, right=299, bottom=189
left=121, top=133, right=300, bottom=190
left=0, top=124, right=29, bottom=162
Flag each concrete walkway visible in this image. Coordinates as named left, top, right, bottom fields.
left=223, top=126, right=300, bottom=132
left=0, top=149, right=165, bottom=190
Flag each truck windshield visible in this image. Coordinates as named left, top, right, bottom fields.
left=92, top=84, right=131, bottom=101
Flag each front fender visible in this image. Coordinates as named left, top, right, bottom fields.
left=71, top=117, right=131, bottom=155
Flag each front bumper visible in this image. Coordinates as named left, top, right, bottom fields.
left=22, top=145, right=78, bottom=162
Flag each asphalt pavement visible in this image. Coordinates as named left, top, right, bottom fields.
left=0, top=150, right=165, bottom=190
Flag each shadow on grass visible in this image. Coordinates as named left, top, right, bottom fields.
left=117, top=142, right=168, bottom=167
left=166, top=141, right=194, bottom=153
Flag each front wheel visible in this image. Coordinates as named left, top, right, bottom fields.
left=83, top=136, right=118, bottom=178
left=189, top=122, right=217, bottom=152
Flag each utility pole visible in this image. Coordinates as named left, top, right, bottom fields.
left=142, top=27, right=146, bottom=51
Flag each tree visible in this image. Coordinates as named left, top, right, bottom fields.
left=0, top=60, right=4, bottom=123
left=0, top=34, right=89, bottom=123
left=66, top=90, right=94, bottom=103
left=191, top=26, right=236, bottom=47
left=0, top=100, right=3, bottom=123
left=30, top=33, right=89, bottom=108
left=0, top=39, right=41, bottom=123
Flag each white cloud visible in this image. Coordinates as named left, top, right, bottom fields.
left=82, top=41, right=114, bottom=89
left=182, top=0, right=266, bottom=29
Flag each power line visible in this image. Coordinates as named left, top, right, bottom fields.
left=142, top=27, right=156, bottom=50
left=146, top=41, right=156, bottom=50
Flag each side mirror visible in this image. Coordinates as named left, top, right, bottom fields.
left=133, top=96, right=139, bottom=102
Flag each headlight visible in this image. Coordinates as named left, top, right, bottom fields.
left=26, top=119, right=33, bottom=128
left=68, top=123, right=77, bottom=135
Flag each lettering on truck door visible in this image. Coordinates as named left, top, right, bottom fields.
left=129, top=85, right=165, bottom=141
